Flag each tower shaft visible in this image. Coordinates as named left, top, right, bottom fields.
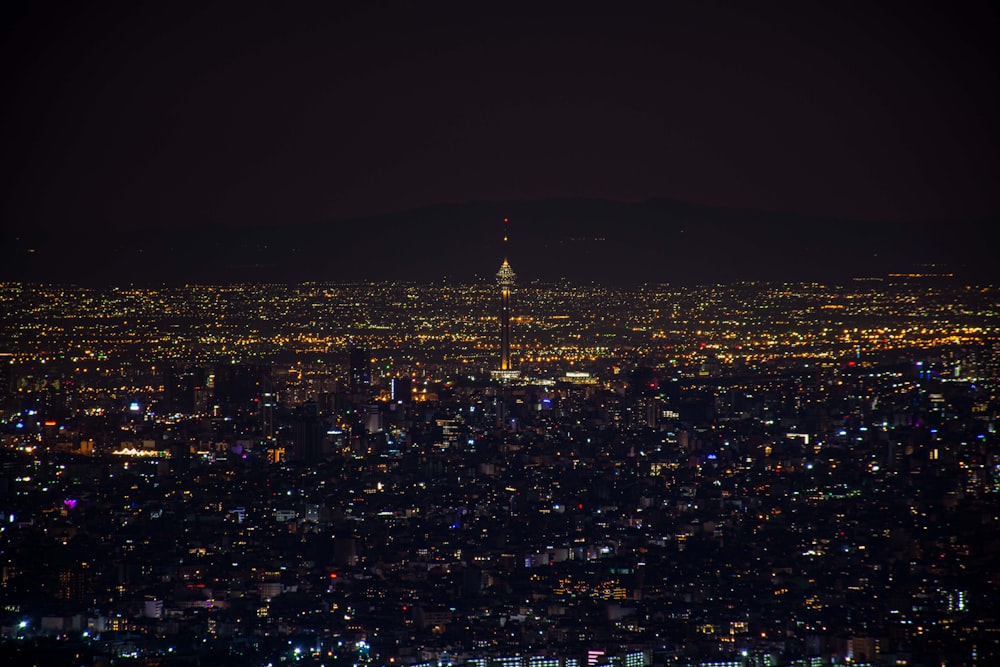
left=500, top=285, right=512, bottom=371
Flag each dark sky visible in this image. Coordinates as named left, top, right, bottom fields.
left=1, top=1, right=998, bottom=233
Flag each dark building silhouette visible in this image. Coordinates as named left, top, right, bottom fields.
left=213, top=363, right=268, bottom=417
left=349, top=347, right=370, bottom=397
left=162, top=364, right=205, bottom=414
left=0, top=353, right=12, bottom=411
left=391, top=376, right=412, bottom=404
left=292, top=401, right=324, bottom=463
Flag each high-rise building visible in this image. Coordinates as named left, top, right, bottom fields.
left=292, top=401, right=324, bottom=463
left=349, top=346, right=370, bottom=397
left=0, top=353, right=12, bottom=413
left=213, top=363, right=268, bottom=418
left=162, top=364, right=206, bottom=414
left=390, top=376, right=412, bottom=403
left=57, top=561, right=93, bottom=604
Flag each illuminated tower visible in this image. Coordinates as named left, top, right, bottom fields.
left=497, top=259, right=515, bottom=371
left=492, top=218, right=520, bottom=381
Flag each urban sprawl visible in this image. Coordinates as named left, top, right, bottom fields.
left=1, top=276, right=998, bottom=667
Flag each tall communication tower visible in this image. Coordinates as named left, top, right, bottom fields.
left=492, top=218, right=520, bottom=381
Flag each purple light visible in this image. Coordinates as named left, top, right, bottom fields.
left=64, top=499, right=78, bottom=509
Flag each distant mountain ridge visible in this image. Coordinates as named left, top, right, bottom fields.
left=4, top=199, right=998, bottom=285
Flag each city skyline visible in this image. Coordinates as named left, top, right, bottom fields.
left=1, top=3, right=999, bottom=665
left=1, top=276, right=997, bottom=665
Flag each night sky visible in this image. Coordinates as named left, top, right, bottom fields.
left=1, top=1, right=998, bottom=234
